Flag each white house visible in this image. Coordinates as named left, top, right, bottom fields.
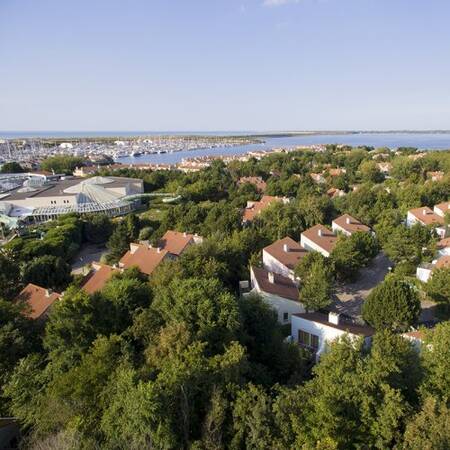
left=437, top=237, right=450, bottom=257
left=247, top=266, right=305, bottom=324
left=416, top=255, right=450, bottom=282
left=434, top=202, right=450, bottom=218
left=332, top=214, right=371, bottom=237
left=406, top=206, right=446, bottom=238
left=262, top=236, right=308, bottom=280
left=291, top=312, right=374, bottom=361
left=300, top=224, right=338, bottom=257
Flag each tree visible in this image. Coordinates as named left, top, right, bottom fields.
left=106, top=215, right=140, bottom=263
left=0, top=300, right=38, bottom=415
left=425, top=268, right=450, bottom=318
left=358, top=160, right=384, bottom=184
left=43, top=286, right=109, bottom=369
left=231, top=384, right=276, bottom=449
left=299, top=260, right=333, bottom=311
left=0, top=161, right=24, bottom=173
left=331, top=231, right=379, bottom=280
left=420, top=321, right=450, bottom=402
left=40, top=156, right=84, bottom=174
left=402, top=397, right=450, bottom=450
left=83, top=214, right=113, bottom=244
left=151, top=277, right=240, bottom=352
left=362, top=278, right=420, bottom=332
left=22, top=255, right=72, bottom=291
left=0, top=252, right=21, bottom=300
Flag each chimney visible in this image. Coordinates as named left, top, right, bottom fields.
left=318, top=229, right=323, bottom=237
left=45, top=289, right=52, bottom=297
left=130, top=243, right=139, bottom=254
left=157, top=247, right=161, bottom=253
left=328, top=312, right=340, bottom=325
left=346, top=217, right=351, bottom=225
left=268, top=272, right=275, bottom=284
left=423, top=208, right=427, bottom=215
left=183, top=232, right=187, bottom=237
left=283, top=243, right=289, bottom=252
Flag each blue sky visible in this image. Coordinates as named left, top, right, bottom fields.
left=1, top=0, right=450, bottom=131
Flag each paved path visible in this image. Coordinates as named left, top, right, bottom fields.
left=332, top=252, right=393, bottom=319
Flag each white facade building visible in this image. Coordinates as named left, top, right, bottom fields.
left=0, top=175, right=143, bottom=226
left=247, top=266, right=305, bottom=324
left=291, top=312, right=373, bottom=361
left=262, top=236, right=308, bottom=280
left=300, top=224, right=338, bottom=257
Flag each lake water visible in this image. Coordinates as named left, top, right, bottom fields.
left=2, top=131, right=450, bottom=165
left=118, top=132, right=450, bottom=165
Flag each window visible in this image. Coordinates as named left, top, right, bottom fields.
left=298, top=330, right=319, bottom=350
left=283, top=312, right=289, bottom=322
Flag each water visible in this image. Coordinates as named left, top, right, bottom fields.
left=118, top=132, right=450, bottom=165
left=1, top=131, right=450, bottom=165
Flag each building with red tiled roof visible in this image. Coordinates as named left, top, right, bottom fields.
left=326, top=188, right=346, bottom=199
left=407, top=206, right=446, bottom=238
left=81, top=263, right=120, bottom=294
left=300, top=224, right=338, bottom=257
left=237, top=176, right=267, bottom=193
left=15, top=283, right=61, bottom=320
left=434, top=202, right=450, bottom=218
left=158, top=230, right=203, bottom=257
left=332, top=214, right=371, bottom=237
left=262, top=236, right=308, bottom=280
left=437, top=237, right=450, bottom=257
left=119, top=243, right=170, bottom=276
left=247, top=266, right=304, bottom=324
left=242, top=195, right=286, bottom=223
left=416, top=255, right=450, bottom=282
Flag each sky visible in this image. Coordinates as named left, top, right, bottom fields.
left=1, top=0, right=450, bottom=132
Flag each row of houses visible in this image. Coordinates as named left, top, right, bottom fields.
left=15, top=230, right=204, bottom=320
left=241, top=212, right=377, bottom=360
left=406, top=201, right=450, bottom=282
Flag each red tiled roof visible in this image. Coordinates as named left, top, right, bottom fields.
left=159, top=230, right=196, bottom=256
left=408, top=207, right=444, bottom=226
left=243, top=196, right=282, bottom=222
left=81, top=263, right=119, bottom=294
left=437, top=237, right=450, bottom=250
left=434, top=202, right=450, bottom=216
left=252, top=266, right=299, bottom=301
left=435, top=256, right=450, bottom=269
left=293, top=312, right=374, bottom=337
left=263, top=237, right=308, bottom=271
left=119, top=243, right=169, bottom=275
left=301, top=224, right=338, bottom=254
left=15, top=283, right=61, bottom=319
left=238, top=176, right=267, bottom=192
left=332, top=214, right=370, bottom=234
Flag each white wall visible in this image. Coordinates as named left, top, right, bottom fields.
left=300, top=235, right=330, bottom=257
left=262, top=250, right=293, bottom=279
left=331, top=222, right=351, bottom=237
left=249, top=269, right=304, bottom=323
left=406, top=212, right=419, bottom=228
left=416, top=266, right=432, bottom=283
left=9, top=195, right=78, bottom=208
left=291, top=315, right=369, bottom=360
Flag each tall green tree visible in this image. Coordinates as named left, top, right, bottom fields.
left=362, top=278, right=421, bottom=332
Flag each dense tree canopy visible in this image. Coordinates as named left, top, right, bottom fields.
left=2, top=146, right=450, bottom=448
left=363, top=278, right=421, bottom=332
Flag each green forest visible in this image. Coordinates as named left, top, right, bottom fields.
left=1, top=145, right=450, bottom=449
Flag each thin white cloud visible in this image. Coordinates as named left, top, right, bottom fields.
left=263, top=0, right=300, bottom=6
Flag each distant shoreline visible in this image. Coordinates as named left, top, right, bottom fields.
left=2, top=130, right=450, bottom=140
